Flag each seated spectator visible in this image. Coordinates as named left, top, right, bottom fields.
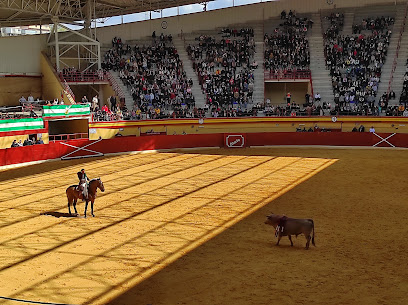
left=19, top=96, right=27, bottom=104
left=11, top=140, right=18, bottom=148
left=23, top=138, right=33, bottom=146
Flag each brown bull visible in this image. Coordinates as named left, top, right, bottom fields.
left=265, top=213, right=316, bottom=249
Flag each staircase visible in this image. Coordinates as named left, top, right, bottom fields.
left=389, top=27, right=408, bottom=104
left=108, top=71, right=134, bottom=110
left=376, top=8, right=405, bottom=104
left=62, top=80, right=76, bottom=104
left=342, top=12, right=354, bottom=36
left=252, top=22, right=265, bottom=105
left=173, top=35, right=207, bottom=108
left=309, top=13, right=334, bottom=105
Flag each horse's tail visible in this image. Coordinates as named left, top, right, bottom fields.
left=309, top=219, right=316, bottom=247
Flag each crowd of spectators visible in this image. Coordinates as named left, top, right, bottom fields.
left=352, top=16, right=395, bottom=34
left=103, top=35, right=197, bottom=119
left=187, top=28, right=256, bottom=117
left=324, top=13, right=394, bottom=115
left=264, top=10, right=311, bottom=73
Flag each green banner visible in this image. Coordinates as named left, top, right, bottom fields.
left=43, top=104, right=90, bottom=117
left=0, top=118, right=44, bottom=132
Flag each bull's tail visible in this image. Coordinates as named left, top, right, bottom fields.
left=309, top=219, right=316, bottom=247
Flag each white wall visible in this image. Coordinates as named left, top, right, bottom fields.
left=95, top=0, right=404, bottom=44
left=0, top=34, right=46, bottom=74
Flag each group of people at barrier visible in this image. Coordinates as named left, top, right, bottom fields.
left=324, top=12, right=394, bottom=114
left=264, top=11, right=311, bottom=73
left=187, top=28, right=256, bottom=114
left=10, top=137, right=43, bottom=148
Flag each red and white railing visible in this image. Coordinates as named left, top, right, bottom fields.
left=106, top=71, right=125, bottom=99
left=63, top=80, right=76, bottom=104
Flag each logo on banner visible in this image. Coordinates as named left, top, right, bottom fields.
left=226, top=135, right=245, bottom=148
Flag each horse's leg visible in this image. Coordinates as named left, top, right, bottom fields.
left=91, top=199, right=95, bottom=217
left=288, top=235, right=293, bottom=246
left=84, top=200, right=88, bottom=218
left=73, top=198, right=78, bottom=216
left=68, top=198, right=72, bottom=215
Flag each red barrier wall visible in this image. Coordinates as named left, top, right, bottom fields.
left=1, top=132, right=407, bottom=167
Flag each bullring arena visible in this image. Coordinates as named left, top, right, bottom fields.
left=1, top=146, right=408, bottom=305
left=2, top=0, right=408, bottom=304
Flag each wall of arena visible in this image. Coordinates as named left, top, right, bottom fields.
left=2, top=127, right=408, bottom=168
left=88, top=117, right=408, bottom=140
left=0, top=34, right=45, bottom=75
left=0, top=76, right=42, bottom=106
left=1, top=116, right=408, bottom=167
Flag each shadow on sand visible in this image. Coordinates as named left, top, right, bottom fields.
left=41, top=211, right=83, bottom=218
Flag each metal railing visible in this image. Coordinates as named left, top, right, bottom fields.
left=264, top=69, right=312, bottom=81
left=387, top=2, right=408, bottom=95
left=49, top=133, right=88, bottom=141
left=62, top=79, right=76, bottom=104
left=106, top=71, right=125, bottom=99
left=59, top=71, right=109, bottom=83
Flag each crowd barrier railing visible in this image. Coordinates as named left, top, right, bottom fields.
left=264, top=70, right=312, bottom=81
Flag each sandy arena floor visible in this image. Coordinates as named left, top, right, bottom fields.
left=0, top=147, right=407, bottom=305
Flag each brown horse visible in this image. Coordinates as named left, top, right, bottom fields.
left=66, top=178, right=105, bottom=218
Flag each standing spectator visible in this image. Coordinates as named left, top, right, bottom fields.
left=286, top=92, right=291, bottom=104
left=92, top=95, right=99, bottom=112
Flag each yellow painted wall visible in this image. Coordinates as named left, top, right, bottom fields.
left=0, top=132, right=48, bottom=149
left=100, top=84, right=119, bottom=107
left=40, top=52, right=71, bottom=104
left=265, top=82, right=310, bottom=105
left=88, top=117, right=408, bottom=140
left=0, top=77, right=42, bottom=106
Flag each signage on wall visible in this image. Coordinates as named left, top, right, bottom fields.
left=225, top=134, right=245, bottom=148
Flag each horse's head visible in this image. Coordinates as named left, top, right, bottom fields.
left=97, top=177, right=105, bottom=192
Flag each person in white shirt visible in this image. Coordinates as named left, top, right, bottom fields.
left=28, top=95, right=34, bottom=102
left=369, top=126, right=375, bottom=133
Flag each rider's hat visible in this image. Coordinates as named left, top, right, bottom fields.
left=81, top=168, right=85, bottom=171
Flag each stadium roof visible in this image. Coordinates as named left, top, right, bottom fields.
left=0, top=0, right=210, bottom=27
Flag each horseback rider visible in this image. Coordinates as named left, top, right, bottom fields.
left=77, top=168, right=90, bottom=200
